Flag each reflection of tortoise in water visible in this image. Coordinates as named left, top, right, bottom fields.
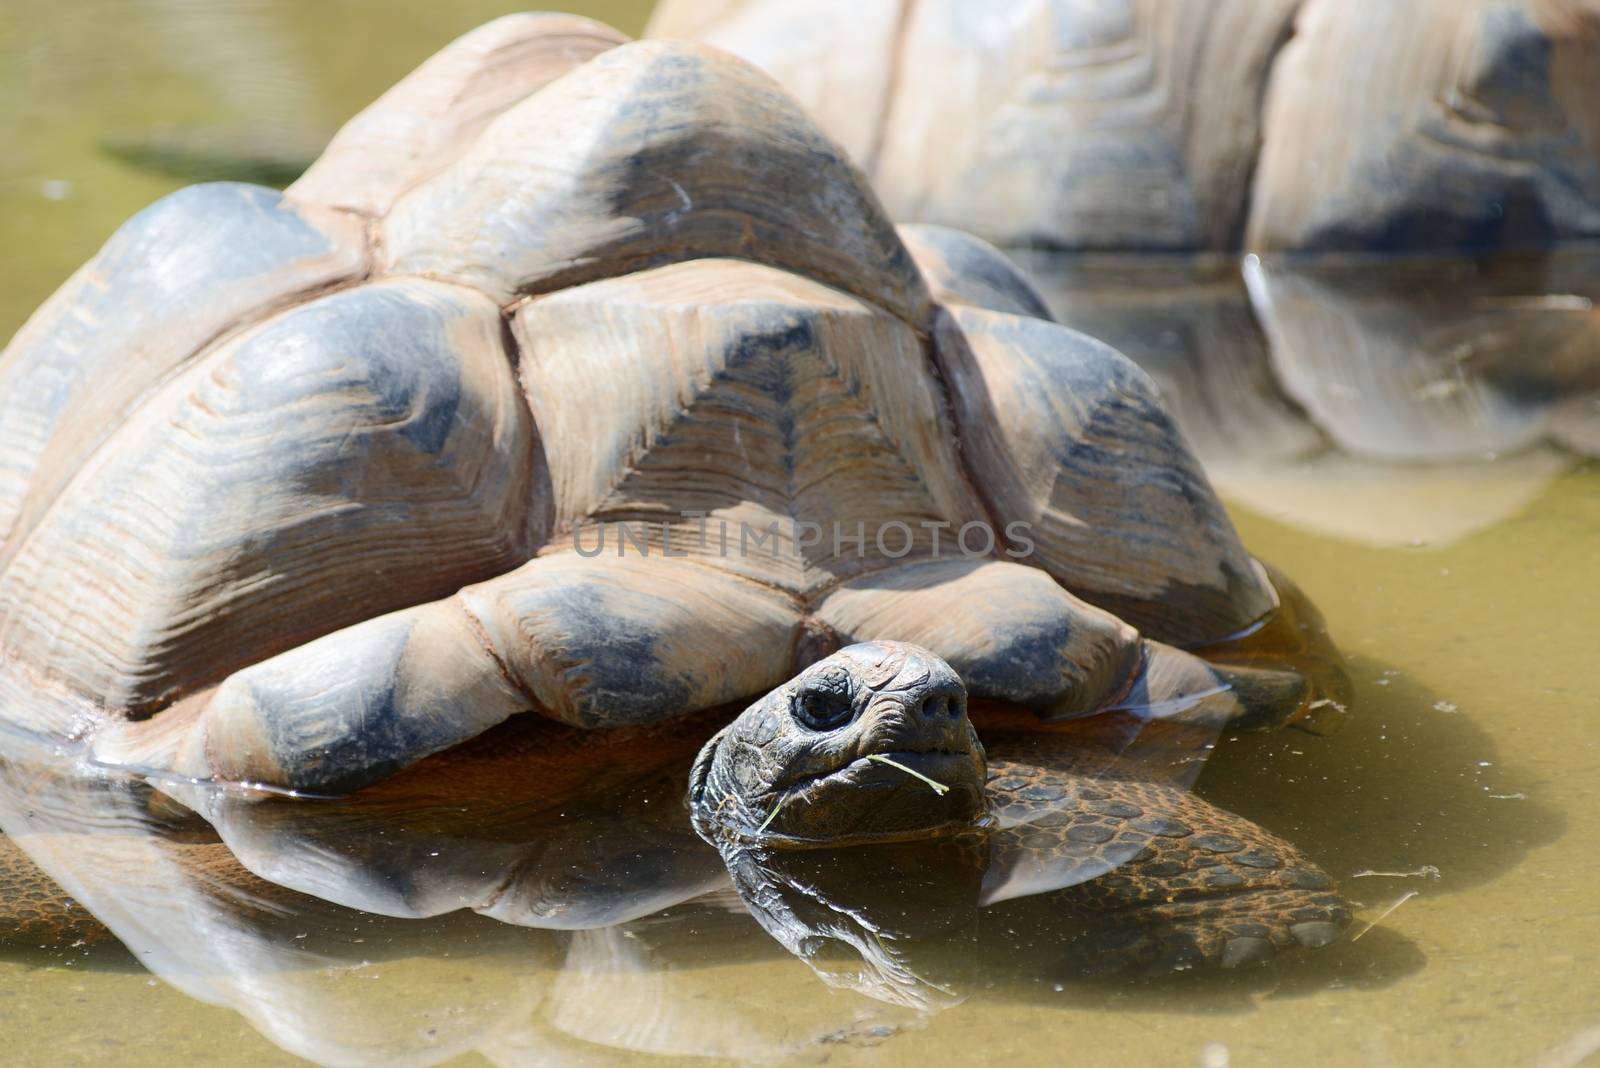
left=0, top=20, right=1348, bottom=971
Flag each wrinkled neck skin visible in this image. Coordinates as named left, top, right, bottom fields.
left=719, top=830, right=990, bottom=1010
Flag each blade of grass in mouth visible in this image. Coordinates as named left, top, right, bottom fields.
left=756, top=755, right=952, bottom=832
left=865, top=754, right=951, bottom=795
left=757, top=793, right=789, bottom=833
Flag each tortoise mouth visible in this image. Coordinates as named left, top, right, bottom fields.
left=762, top=748, right=989, bottom=843
left=783, top=747, right=980, bottom=792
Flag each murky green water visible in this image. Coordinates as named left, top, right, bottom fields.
left=0, top=0, right=655, bottom=337
left=2, top=3, right=1599, bottom=1066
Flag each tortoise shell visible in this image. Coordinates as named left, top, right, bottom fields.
left=650, top=0, right=1600, bottom=255
left=0, top=18, right=1297, bottom=800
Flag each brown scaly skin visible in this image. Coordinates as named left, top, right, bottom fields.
left=0, top=820, right=337, bottom=952
left=986, top=755, right=1349, bottom=973
left=0, top=836, right=109, bottom=948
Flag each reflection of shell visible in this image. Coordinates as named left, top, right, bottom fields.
left=1212, top=448, right=1574, bottom=549
left=1246, top=253, right=1600, bottom=463
left=0, top=729, right=896, bottom=1067
left=1019, top=250, right=1600, bottom=547
left=1552, top=393, right=1600, bottom=454
left=651, top=0, right=1600, bottom=255
left=1008, top=251, right=1321, bottom=465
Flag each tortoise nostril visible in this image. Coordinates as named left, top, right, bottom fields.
left=918, top=694, right=955, bottom=719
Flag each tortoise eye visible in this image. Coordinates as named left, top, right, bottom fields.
left=793, top=686, right=855, bottom=731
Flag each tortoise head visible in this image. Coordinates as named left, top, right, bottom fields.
left=688, top=642, right=988, bottom=843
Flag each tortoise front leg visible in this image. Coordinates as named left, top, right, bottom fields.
left=93, top=553, right=804, bottom=800
left=1038, top=781, right=1351, bottom=974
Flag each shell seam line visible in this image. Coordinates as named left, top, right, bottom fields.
left=452, top=594, right=544, bottom=713
left=0, top=247, right=375, bottom=577
left=495, top=253, right=933, bottom=342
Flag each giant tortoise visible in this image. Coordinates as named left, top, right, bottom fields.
left=649, top=0, right=1600, bottom=256
left=645, top=1, right=1600, bottom=549
left=0, top=17, right=1349, bottom=977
